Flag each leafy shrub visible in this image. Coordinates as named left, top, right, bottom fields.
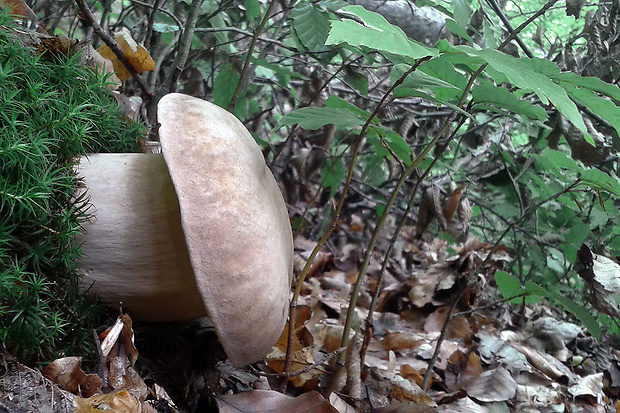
left=0, top=13, right=142, bottom=362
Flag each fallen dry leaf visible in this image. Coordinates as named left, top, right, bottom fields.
left=97, top=27, right=155, bottom=81
left=74, top=389, right=140, bottom=413
left=463, top=367, right=517, bottom=403
left=215, top=390, right=338, bottom=413
left=445, top=350, right=483, bottom=391
left=42, top=356, right=102, bottom=398
left=1, top=0, right=35, bottom=19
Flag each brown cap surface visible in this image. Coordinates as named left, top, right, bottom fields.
left=157, top=93, right=293, bottom=366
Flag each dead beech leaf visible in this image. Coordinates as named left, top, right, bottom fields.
left=97, top=27, right=155, bottom=81
left=445, top=350, right=482, bottom=391
left=442, top=183, right=466, bottom=223
left=42, top=356, right=102, bottom=398
left=424, top=307, right=471, bottom=342
left=74, top=389, right=140, bottom=413
left=328, top=393, right=356, bottom=413
left=267, top=307, right=323, bottom=389
left=577, top=244, right=620, bottom=317
left=80, top=44, right=120, bottom=90
left=463, top=367, right=517, bottom=403
left=215, top=390, right=338, bottom=413
left=436, top=396, right=487, bottom=412
left=400, top=364, right=424, bottom=388
left=1, top=0, right=36, bottom=19
left=381, top=331, right=425, bottom=351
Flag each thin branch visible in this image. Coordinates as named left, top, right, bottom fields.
left=194, top=26, right=294, bottom=51
left=143, top=0, right=164, bottom=49
left=421, top=178, right=580, bottom=391
left=162, top=0, right=204, bottom=93
left=229, top=0, right=277, bottom=111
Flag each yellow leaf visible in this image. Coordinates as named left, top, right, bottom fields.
left=97, top=28, right=155, bottom=81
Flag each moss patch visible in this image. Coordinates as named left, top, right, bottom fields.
left=0, top=14, right=142, bottom=363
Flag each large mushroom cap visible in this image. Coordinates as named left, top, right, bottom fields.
left=78, top=94, right=293, bottom=367
left=157, top=93, right=293, bottom=366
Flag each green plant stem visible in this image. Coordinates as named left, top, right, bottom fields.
left=283, top=57, right=431, bottom=384
left=229, top=0, right=277, bottom=111
left=421, top=178, right=580, bottom=391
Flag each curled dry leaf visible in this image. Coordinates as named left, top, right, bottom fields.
left=74, top=389, right=140, bottom=413
left=576, top=244, right=620, bottom=317
left=42, top=356, right=102, bottom=398
left=1, top=0, right=36, bottom=19
left=97, top=27, right=155, bottom=81
left=445, top=350, right=483, bottom=391
left=423, top=306, right=472, bottom=343
left=100, top=314, right=138, bottom=367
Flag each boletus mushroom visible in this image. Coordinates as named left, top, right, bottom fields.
left=77, top=93, right=293, bottom=366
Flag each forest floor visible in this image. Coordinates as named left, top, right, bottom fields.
left=2, top=214, right=619, bottom=412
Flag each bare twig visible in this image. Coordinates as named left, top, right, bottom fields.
left=229, top=0, right=277, bottom=111
left=421, top=178, right=580, bottom=391
left=143, top=0, right=164, bottom=49
left=162, top=0, right=204, bottom=93
left=74, top=0, right=152, bottom=96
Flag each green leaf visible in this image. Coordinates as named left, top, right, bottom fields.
left=324, top=95, right=372, bottom=118
left=244, top=0, right=261, bottom=20
left=276, top=107, right=364, bottom=130
left=452, top=0, right=473, bottom=28
left=252, top=58, right=309, bottom=80
left=368, top=127, right=413, bottom=165
left=360, top=154, right=388, bottom=186
left=318, top=0, right=348, bottom=11
left=326, top=5, right=436, bottom=60
left=345, top=68, right=369, bottom=95
left=560, top=83, right=620, bottom=138
left=292, top=3, right=331, bottom=52
left=449, top=46, right=587, bottom=134
left=152, top=23, right=179, bottom=33
left=419, top=56, right=468, bottom=101
left=444, top=19, right=473, bottom=42
left=568, top=220, right=590, bottom=248
left=524, top=282, right=601, bottom=340
left=580, top=169, right=620, bottom=196
left=552, top=72, right=620, bottom=101
left=322, top=157, right=346, bottom=199
left=539, top=148, right=583, bottom=172
left=495, top=271, right=523, bottom=303
left=471, top=83, right=547, bottom=120
left=392, top=64, right=459, bottom=91
left=212, top=63, right=240, bottom=109
left=482, top=18, right=499, bottom=49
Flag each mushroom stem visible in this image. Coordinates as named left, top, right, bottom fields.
left=78, top=153, right=207, bottom=322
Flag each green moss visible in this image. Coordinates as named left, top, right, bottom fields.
left=0, top=13, right=142, bottom=363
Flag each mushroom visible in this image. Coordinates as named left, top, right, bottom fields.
left=77, top=93, right=293, bottom=366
